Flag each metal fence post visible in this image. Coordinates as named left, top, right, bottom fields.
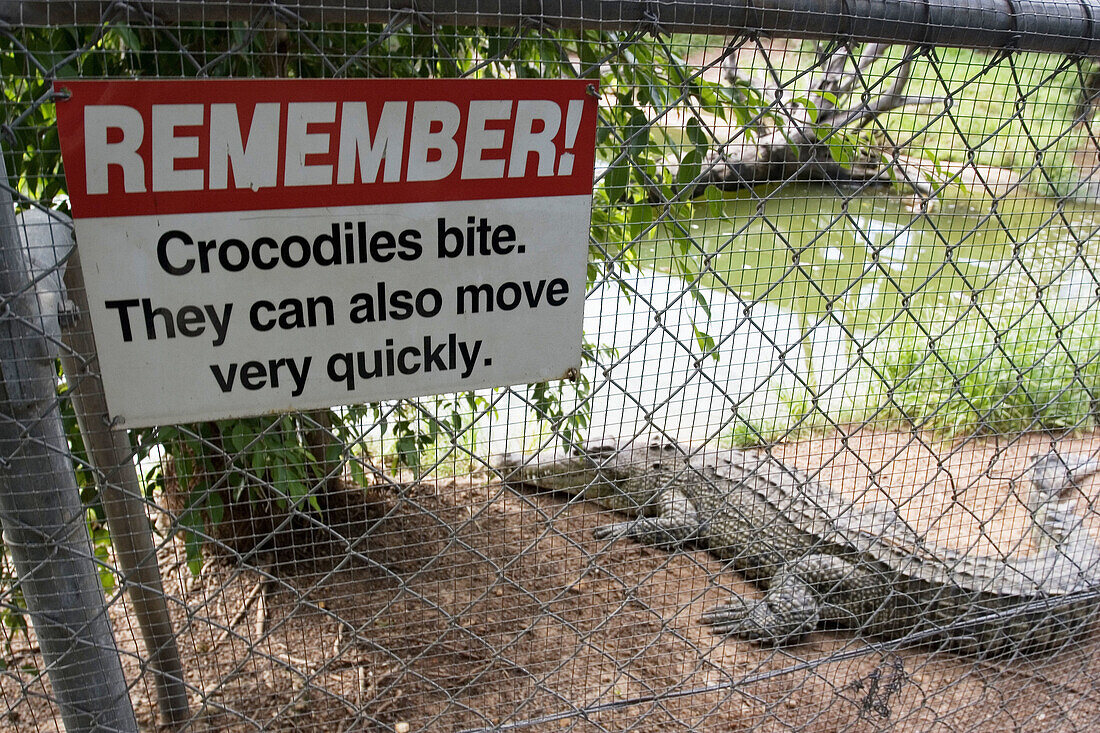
left=0, top=155, right=137, bottom=729
left=52, top=223, right=191, bottom=729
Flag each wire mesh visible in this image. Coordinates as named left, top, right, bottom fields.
left=3, top=3, right=1100, bottom=732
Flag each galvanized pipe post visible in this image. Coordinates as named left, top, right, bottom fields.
left=55, top=232, right=191, bottom=729
left=0, top=154, right=137, bottom=731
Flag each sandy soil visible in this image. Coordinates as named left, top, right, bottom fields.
left=3, top=428, right=1100, bottom=732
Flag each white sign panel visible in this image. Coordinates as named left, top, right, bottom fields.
left=55, top=79, right=598, bottom=427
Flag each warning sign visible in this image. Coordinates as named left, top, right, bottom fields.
left=54, top=79, right=598, bottom=427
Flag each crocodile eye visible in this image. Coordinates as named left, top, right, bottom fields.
left=650, top=462, right=664, bottom=471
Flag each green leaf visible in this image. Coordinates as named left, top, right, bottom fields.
left=675, top=147, right=702, bottom=189
left=603, top=157, right=631, bottom=203
left=693, top=325, right=719, bottom=361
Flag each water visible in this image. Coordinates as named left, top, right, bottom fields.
left=646, top=186, right=1100, bottom=328
left=484, top=185, right=1100, bottom=453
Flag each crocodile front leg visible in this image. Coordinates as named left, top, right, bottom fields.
left=592, top=488, right=703, bottom=549
left=702, top=553, right=862, bottom=644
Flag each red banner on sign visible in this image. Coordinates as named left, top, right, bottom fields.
left=54, top=78, right=599, bottom=219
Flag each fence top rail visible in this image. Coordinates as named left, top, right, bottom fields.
left=3, top=0, right=1100, bottom=56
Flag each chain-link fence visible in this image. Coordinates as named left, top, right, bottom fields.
left=4, top=2, right=1100, bottom=731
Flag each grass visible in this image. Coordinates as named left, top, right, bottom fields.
left=867, top=304, right=1100, bottom=433
left=878, top=48, right=1092, bottom=197
left=725, top=290, right=1100, bottom=446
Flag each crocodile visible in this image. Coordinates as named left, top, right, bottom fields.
left=492, top=438, right=1100, bottom=656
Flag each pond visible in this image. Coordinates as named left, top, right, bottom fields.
left=487, top=184, right=1100, bottom=453
left=645, top=185, right=1100, bottom=331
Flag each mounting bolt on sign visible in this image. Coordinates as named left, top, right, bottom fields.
left=53, top=78, right=599, bottom=427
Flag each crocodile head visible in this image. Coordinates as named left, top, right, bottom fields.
left=491, top=437, right=682, bottom=505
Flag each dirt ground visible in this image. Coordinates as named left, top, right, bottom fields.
left=4, top=428, right=1100, bottom=732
